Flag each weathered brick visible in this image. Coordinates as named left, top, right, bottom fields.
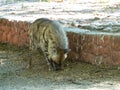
left=111, top=36, right=120, bottom=51
left=80, top=52, right=95, bottom=64
left=102, top=35, right=112, bottom=47
left=11, top=34, right=19, bottom=45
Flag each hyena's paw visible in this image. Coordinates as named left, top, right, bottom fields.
left=26, top=64, right=32, bottom=69
left=48, top=66, right=56, bottom=71
left=47, top=62, right=53, bottom=71
left=25, top=59, right=32, bottom=69
left=48, top=66, right=52, bottom=71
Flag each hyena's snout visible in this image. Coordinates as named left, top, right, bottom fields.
left=50, top=48, right=70, bottom=71
left=50, top=60, right=62, bottom=71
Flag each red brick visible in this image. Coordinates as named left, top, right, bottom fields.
left=111, top=36, right=120, bottom=51
left=80, top=52, right=95, bottom=64
left=0, top=32, right=3, bottom=42
left=2, top=32, right=7, bottom=42
left=12, top=34, right=19, bottom=45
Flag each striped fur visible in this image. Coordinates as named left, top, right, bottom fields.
left=29, top=18, right=70, bottom=70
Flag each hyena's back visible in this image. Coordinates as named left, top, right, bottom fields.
left=30, top=18, right=68, bottom=51
left=29, top=18, right=69, bottom=70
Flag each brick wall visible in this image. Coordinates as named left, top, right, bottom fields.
left=67, top=32, right=120, bottom=66
left=0, top=18, right=30, bottom=46
left=0, top=18, right=120, bottom=66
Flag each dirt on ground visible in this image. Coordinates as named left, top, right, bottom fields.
left=0, top=1, right=120, bottom=89
left=0, top=43, right=120, bottom=90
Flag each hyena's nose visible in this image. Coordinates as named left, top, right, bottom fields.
left=52, top=61, right=62, bottom=71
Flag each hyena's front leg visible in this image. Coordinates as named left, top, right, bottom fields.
left=43, top=51, right=53, bottom=71
left=42, top=41, right=53, bottom=70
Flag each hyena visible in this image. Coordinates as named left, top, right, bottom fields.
left=29, top=18, right=70, bottom=70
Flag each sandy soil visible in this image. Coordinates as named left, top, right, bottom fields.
left=0, top=43, right=120, bottom=90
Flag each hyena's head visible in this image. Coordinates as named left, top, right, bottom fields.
left=49, top=47, right=70, bottom=71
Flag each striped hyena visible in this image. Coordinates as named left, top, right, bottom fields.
left=29, top=18, right=70, bottom=70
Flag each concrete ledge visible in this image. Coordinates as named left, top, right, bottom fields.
left=0, top=18, right=120, bottom=66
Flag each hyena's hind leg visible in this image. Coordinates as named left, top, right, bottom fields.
left=26, top=50, right=36, bottom=69
left=27, top=50, right=33, bottom=69
left=28, top=49, right=40, bottom=69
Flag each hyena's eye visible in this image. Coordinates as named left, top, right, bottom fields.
left=53, top=49, right=57, bottom=54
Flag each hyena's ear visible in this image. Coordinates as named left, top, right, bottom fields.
left=64, top=49, right=71, bottom=54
